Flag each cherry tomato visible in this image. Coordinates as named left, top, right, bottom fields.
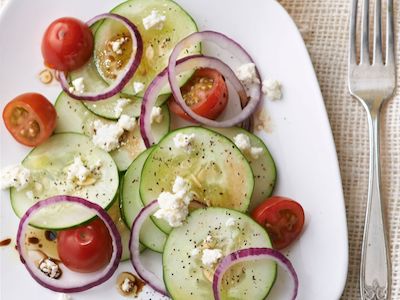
left=252, top=196, right=305, bottom=250
left=2, top=93, right=57, bottom=147
left=41, top=17, right=94, bottom=71
left=168, top=68, right=228, bottom=121
left=57, top=218, right=113, bottom=273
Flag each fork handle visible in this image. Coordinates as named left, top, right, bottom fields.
left=360, top=108, right=390, bottom=300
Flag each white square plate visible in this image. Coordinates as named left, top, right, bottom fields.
left=0, top=0, right=348, bottom=299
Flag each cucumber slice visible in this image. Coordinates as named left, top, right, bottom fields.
left=10, top=133, right=119, bottom=229
left=83, top=94, right=142, bottom=120
left=140, top=127, right=254, bottom=234
left=54, top=92, right=170, bottom=171
left=55, top=92, right=97, bottom=134
left=210, top=127, right=277, bottom=210
left=121, top=148, right=167, bottom=252
left=163, top=208, right=276, bottom=300
left=94, top=0, right=200, bottom=97
left=83, top=93, right=170, bottom=120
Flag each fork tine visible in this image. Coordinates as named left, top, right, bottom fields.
left=360, top=0, right=370, bottom=64
left=386, top=0, right=394, bottom=66
left=349, top=0, right=358, bottom=65
left=373, top=0, right=383, bottom=64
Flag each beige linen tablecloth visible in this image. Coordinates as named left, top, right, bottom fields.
left=1, top=0, right=399, bottom=299
left=278, top=1, right=400, bottom=299
left=278, top=0, right=400, bottom=299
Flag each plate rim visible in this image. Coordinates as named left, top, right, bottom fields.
left=271, top=1, right=349, bottom=298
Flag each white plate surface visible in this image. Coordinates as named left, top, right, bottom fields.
left=0, top=0, right=348, bottom=299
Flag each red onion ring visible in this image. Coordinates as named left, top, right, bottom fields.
left=140, top=55, right=247, bottom=147
left=129, top=200, right=168, bottom=296
left=16, top=196, right=122, bottom=293
left=167, top=31, right=262, bottom=127
left=213, top=247, right=299, bottom=300
left=60, top=13, right=143, bottom=101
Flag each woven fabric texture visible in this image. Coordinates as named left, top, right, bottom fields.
left=278, top=0, right=400, bottom=299
left=0, top=0, right=399, bottom=299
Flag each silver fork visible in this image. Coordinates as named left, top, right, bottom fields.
left=348, top=0, right=396, bottom=299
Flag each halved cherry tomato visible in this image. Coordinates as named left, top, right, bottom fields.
left=168, top=68, right=229, bottom=121
left=41, top=17, right=94, bottom=72
left=2, top=93, right=57, bottom=147
left=252, top=196, right=305, bottom=250
left=57, top=218, right=113, bottom=273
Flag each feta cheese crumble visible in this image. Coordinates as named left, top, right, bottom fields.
left=150, top=106, right=163, bottom=124
left=92, top=120, right=124, bottom=152
left=110, top=37, right=128, bottom=55
left=190, top=248, right=201, bottom=257
left=92, top=115, right=136, bottom=152
left=262, top=79, right=282, bottom=100
left=114, top=98, right=131, bottom=117
left=38, top=258, right=61, bottom=279
left=233, top=133, right=251, bottom=151
left=235, top=63, right=261, bottom=100
left=235, top=63, right=260, bottom=86
left=0, top=164, right=31, bottom=191
left=233, top=133, right=263, bottom=160
left=153, top=176, right=193, bottom=227
left=118, top=114, right=136, bottom=131
left=133, top=82, right=145, bottom=94
left=66, top=156, right=90, bottom=184
left=173, top=133, right=195, bottom=152
left=58, top=293, right=71, bottom=300
left=201, top=249, right=223, bottom=267
left=69, top=77, right=85, bottom=94
left=250, top=147, right=264, bottom=159
left=225, top=217, right=236, bottom=227
left=142, top=10, right=166, bottom=30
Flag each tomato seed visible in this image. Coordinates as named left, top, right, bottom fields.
left=27, top=120, right=40, bottom=137
left=19, top=129, right=28, bottom=136
left=11, top=107, right=28, bottom=125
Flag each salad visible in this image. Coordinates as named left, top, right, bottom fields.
left=0, top=0, right=305, bottom=299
